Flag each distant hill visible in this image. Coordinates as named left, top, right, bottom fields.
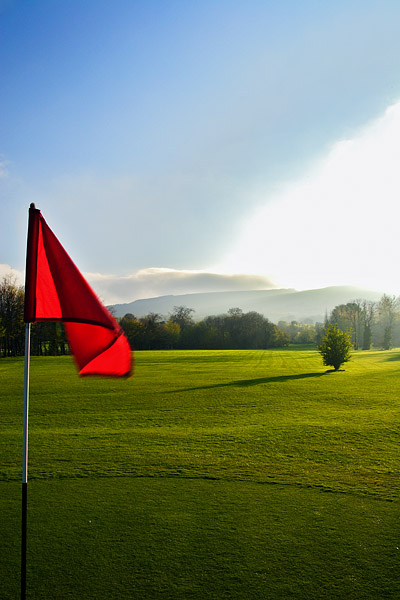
left=110, top=286, right=383, bottom=323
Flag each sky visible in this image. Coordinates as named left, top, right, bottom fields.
left=2, top=0, right=400, bottom=304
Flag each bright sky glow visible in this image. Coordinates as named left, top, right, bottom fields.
left=217, top=102, right=400, bottom=294
left=2, top=1, right=400, bottom=302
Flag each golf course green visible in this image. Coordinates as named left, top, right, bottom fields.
left=1, top=347, right=399, bottom=599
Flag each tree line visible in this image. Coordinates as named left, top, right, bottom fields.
left=1, top=274, right=400, bottom=356
left=0, top=275, right=69, bottom=358
left=323, top=295, right=400, bottom=350
left=0, top=277, right=288, bottom=355
left=120, top=306, right=289, bottom=350
left=275, top=296, right=400, bottom=350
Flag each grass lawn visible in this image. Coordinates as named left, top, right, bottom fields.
left=0, top=347, right=399, bottom=599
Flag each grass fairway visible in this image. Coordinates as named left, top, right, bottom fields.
left=1, top=347, right=399, bottom=599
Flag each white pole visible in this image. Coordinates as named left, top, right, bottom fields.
left=21, top=322, right=31, bottom=599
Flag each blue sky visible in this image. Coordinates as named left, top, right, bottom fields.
left=2, top=1, right=400, bottom=302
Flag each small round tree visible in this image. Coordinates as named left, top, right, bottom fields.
left=318, top=324, right=352, bottom=371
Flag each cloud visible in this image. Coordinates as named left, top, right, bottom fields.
left=86, top=268, right=277, bottom=305
left=218, top=100, right=400, bottom=295
left=0, top=264, right=24, bottom=284
left=0, top=262, right=276, bottom=305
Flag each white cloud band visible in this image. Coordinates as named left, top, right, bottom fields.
left=86, top=268, right=277, bottom=304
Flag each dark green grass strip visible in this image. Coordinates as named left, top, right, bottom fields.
left=1, top=478, right=399, bottom=600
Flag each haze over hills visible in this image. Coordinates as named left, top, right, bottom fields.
left=111, top=286, right=384, bottom=324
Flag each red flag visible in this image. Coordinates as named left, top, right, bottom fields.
left=24, top=204, right=132, bottom=377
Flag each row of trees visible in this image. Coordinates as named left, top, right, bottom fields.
left=1, top=273, right=400, bottom=355
left=277, top=320, right=324, bottom=346
left=325, top=295, right=400, bottom=350
left=0, top=275, right=25, bottom=357
left=0, top=277, right=289, bottom=356
left=276, top=295, right=400, bottom=351
left=0, top=276, right=69, bottom=358
left=120, top=307, right=289, bottom=350
left=119, top=295, right=400, bottom=351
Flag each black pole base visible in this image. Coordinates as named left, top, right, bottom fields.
left=21, top=482, right=27, bottom=600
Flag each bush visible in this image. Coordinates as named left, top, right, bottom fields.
left=318, top=324, right=352, bottom=371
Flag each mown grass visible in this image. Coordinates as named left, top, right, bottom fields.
left=0, top=347, right=399, bottom=599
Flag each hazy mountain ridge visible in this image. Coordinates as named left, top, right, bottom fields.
left=110, top=286, right=383, bottom=323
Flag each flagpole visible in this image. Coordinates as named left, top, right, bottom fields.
left=21, top=322, right=31, bottom=600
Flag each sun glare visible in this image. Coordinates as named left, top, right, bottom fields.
left=217, top=101, right=400, bottom=293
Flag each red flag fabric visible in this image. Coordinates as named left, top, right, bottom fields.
left=24, top=204, right=132, bottom=377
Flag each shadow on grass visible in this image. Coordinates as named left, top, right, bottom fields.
left=171, top=371, right=327, bottom=393
left=384, top=352, right=400, bottom=361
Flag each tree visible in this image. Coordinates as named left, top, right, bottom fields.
left=345, top=301, right=362, bottom=350
left=139, top=312, right=164, bottom=349
left=31, top=322, right=68, bottom=356
left=329, top=301, right=362, bottom=349
left=0, top=275, right=25, bottom=357
left=226, top=308, right=245, bottom=348
left=361, top=301, right=375, bottom=350
left=315, top=322, right=325, bottom=347
left=376, top=294, right=399, bottom=350
left=170, top=306, right=195, bottom=331
left=318, top=324, right=352, bottom=371
left=119, top=313, right=142, bottom=349
left=329, top=305, right=349, bottom=332
left=162, top=320, right=180, bottom=348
